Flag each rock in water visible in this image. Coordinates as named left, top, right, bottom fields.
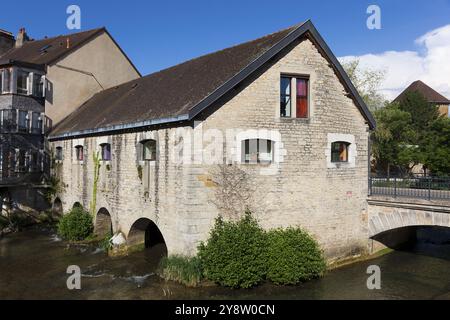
left=111, top=232, right=126, bottom=246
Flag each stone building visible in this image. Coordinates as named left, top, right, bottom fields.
left=0, top=27, right=140, bottom=215
left=394, top=80, right=450, bottom=118
left=49, top=21, right=376, bottom=263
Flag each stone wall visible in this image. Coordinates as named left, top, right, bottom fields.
left=52, top=36, right=371, bottom=262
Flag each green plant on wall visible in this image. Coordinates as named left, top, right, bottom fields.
left=44, top=176, right=64, bottom=203
left=90, top=151, right=101, bottom=216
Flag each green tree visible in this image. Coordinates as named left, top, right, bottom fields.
left=422, top=118, right=450, bottom=175
left=371, top=103, right=418, bottom=175
left=397, top=91, right=441, bottom=140
left=341, top=59, right=387, bottom=111
left=396, top=91, right=443, bottom=175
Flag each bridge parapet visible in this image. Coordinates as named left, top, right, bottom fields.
left=368, top=196, right=450, bottom=237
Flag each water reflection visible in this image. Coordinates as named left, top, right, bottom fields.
left=0, top=227, right=449, bottom=300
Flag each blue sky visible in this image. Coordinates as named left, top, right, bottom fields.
left=1, top=0, right=449, bottom=76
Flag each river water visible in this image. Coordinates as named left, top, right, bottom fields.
left=0, top=226, right=449, bottom=300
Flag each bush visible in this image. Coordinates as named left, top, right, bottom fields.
left=57, top=206, right=93, bottom=241
left=158, top=255, right=203, bottom=287
left=198, top=212, right=267, bottom=288
left=266, top=228, right=326, bottom=285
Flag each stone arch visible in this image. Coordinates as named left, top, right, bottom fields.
left=94, top=208, right=113, bottom=237
left=52, top=198, right=63, bottom=216
left=127, top=218, right=167, bottom=254
left=371, top=225, right=450, bottom=251
left=72, top=202, right=83, bottom=209
left=368, top=209, right=450, bottom=238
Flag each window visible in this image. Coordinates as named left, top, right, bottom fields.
left=331, top=142, right=350, bottom=163
left=31, top=112, right=42, bottom=134
left=32, top=74, right=44, bottom=97
left=55, top=147, right=63, bottom=161
left=16, top=69, right=29, bottom=95
left=296, top=78, right=308, bottom=118
left=141, top=140, right=156, bottom=161
left=75, top=145, right=84, bottom=161
left=100, top=143, right=111, bottom=161
left=280, top=76, right=309, bottom=118
left=280, top=77, right=292, bottom=117
left=1, top=69, right=11, bottom=93
left=242, top=139, right=274, bottom=164
left=18, top=110, right=29, bottom=133
left=2, top=109, right=17, bottom=132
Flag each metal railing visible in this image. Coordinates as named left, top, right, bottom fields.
left=369, top=176, right=450, bottom=200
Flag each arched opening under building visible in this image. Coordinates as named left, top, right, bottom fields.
left=72, top=202, right=83, bottom=210
left=52, top=198, right=63, bottom=216
left=372, top=226, right=450, bottom=260
left=127, top=218, right=167, bottom=259
left=94, top=208, right=113, bottom=238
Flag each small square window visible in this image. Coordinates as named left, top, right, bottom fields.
left=242, top=139, right=274, bottom=164
left=141, top=140, right=156, bottom=161
left=331, top=142, right=349, bottom=163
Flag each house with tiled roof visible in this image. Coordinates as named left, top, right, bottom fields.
left=394, top=80, right=450, bottom=118
left=48, top=20, right=376, bottom=262
left=0, top=27, right=140, bottom=214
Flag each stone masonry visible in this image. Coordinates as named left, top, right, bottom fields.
left=51, top=36, right=371, bottom=263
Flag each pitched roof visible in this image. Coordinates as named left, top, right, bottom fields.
left=49, top=20, right=375, bottom=139
left=394, top=80, right=450, bottom=104
left=0, top=28, right=107, bottom=66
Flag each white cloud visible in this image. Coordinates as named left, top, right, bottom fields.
left=339, top=24, right=450, bottom=101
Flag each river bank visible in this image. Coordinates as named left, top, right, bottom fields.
left=1, top=226, right=449, bottom=300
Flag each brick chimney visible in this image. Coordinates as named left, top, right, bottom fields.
left=15, top=27, right=30, bottom=48
left=0, top=29, right=14, bottom=56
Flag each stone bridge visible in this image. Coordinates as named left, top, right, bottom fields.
left=368, top=196, right=450, bottom=246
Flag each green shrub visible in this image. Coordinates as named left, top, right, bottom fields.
left=99, top=232, right=113, bottom=251
left=266, top=228, right=326, bottom=285
left=57, top=206, right=93, bottom=241
left=158, top=255, right=203, bottom=287
left=198, top=212, right=267, bottom=288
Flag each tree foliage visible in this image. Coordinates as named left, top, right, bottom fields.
left=341, top=58, right=387, bottom=111
left=372, top=90, right=448, bottom=175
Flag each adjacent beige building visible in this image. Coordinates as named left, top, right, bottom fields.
left=49, top=21, right=376, bottom=263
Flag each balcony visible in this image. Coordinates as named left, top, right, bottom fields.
left=0, top=108, right=52, bottom=134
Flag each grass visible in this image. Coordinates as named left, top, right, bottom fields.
left=157, top=255, right=203, bottom=287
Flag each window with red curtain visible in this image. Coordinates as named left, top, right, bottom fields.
left=296, top=78, right=308, bottom=118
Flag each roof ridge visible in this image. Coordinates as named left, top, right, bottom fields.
left=22, top=27, right=105, bottom=45
left=146, top=23, right=301, bottom=76
left=87, top=23, right=302, bottom=96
